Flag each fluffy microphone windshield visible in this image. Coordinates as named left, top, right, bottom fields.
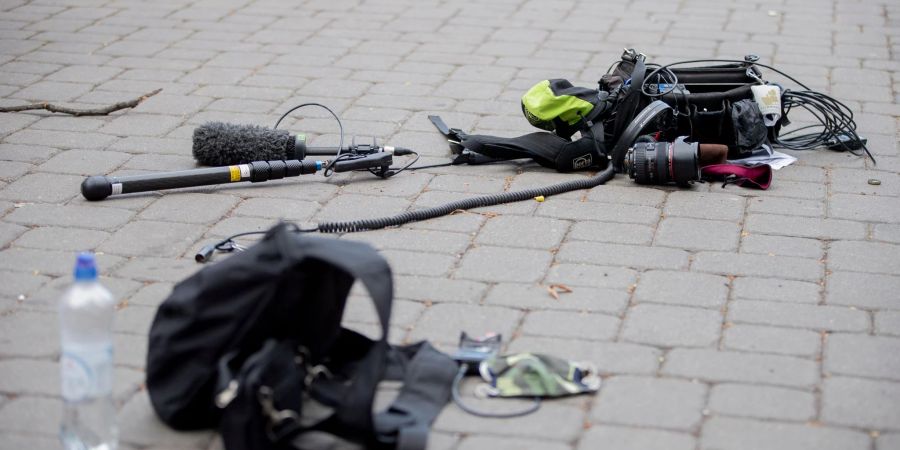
left=192, top=122, right=295, bottom=166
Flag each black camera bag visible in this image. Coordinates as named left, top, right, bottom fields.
left=146, top=223, right=457, bottom=450
left=602, top=50, right=770, bottom=156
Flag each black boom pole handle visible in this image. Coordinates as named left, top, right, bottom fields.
left=81, top=159, right=322, bottom=201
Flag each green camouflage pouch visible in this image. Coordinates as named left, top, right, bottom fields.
left=476, top=353, right=601, bottom=398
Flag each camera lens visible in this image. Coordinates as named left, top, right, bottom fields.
left=624, top=137, right=700, bottom=186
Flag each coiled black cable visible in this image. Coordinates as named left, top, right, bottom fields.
left=313, top=163, right=616, bottom=233
left=774, top=90, right=874, bottom=163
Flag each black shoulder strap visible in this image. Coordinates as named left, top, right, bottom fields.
left=373, top=343, right=457, bottom=450
left=611, top=55, right=647, bottom=145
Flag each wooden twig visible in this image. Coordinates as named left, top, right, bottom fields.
left=0, top=88, right=162, bottom=116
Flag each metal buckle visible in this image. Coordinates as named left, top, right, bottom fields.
left=258, top=385, right=302, bottom=441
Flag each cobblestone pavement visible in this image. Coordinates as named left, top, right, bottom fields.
left=1, top=0, right=899, bottom=449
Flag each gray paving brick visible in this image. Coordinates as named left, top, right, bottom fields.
left=0, top=434, right=64, bottom=450
left=139, top=193, right=239, bottom=224
left=578, top=426, right=695, bottom=450
left=231, top=197, right=319, bottom=222
left=730, top=300, right=869, bottom=333
left=5, top=128, right=118, bottom=149
left=829, top=240, right=900, bottom=275
left=24, top=276, right=141, bottom=313
left=315, top=194, right=409, bottom=222
left=114, top=304, right=157, bottom=336
left=745, top=214, right=866, bottom=240
left=878, top=433, right=900, bottom=450
left=623, top=304, right=721, bottom=348
left=433, top=401, right=583, bottom=441
left=557, top=241, right=689, bottom=270
left=692, top=251, right=823, bottom=281
left=827, top=271, right=900, bottom=309
left=723, top=324, right=821, bottom=358
left=709, top=383, right=816, bottom=421
left=475, top=215, right=569, bottom=249
left=0, top=143, right=58, bottom=164
left=825, top=333, right=900, bottom=380
left=99, top=114, right=184, bottom=137
left=0, top=248, right=122, bottom=277
left=830, top=193, right=900, bottom=223
left=0, top=220, right=26, bottom=247
left=567, top=220, right=655, bottom=245
left=663, top=349, right=819, bottom=388
left=0, top=270, right=49, bottom=301
left=379, top=249, right=457, bottom=277
left=537, top=198, right=661, bottom=225
left=455, top=246, right=552, bottom=283
left=458, top=436, right=567, bottom=450
left=408, top=303, right=521, bottom=346
left=634, top=270, right=730, bottom=309
left=5, top=203, right=134, bottom=230
left=0, top=396, right=60, bottom=436
left=874, top=223, right=900, bottom=244
left=509, top=335, right=660, bottom=375
left=124, top=282, right=174, bottom=308
left=522, top=310, right=619, bottom=340
left=46, top=65, right=122, bottom=83
left=592, top=376, right=706, bottom=430
left=655, top=217, right=741, bottom=251
left=13, top=226, right=110, bottom=251
left=0, top=112, right=39, bottom=135
left=0, top=359, right=60, bottom=396
left=119, top=391, right=214, bottom=448
left=485, top=282, right=629, bottom=315
left=393, top=275, right=486, bottom=304
left=732, top=277, right=822, bottom=303
left=114, top=256, right=200, bottom=282
left=339, top=172, right=432, bottom=198
left=741, top=233, right=824, bottom=259
left=0, top=172, right=83, bottom=203
left=98, top=220, right=203, bottom=257
left=664, top=191, right=745, bottom=221
left=701, top=416, right=870, bottom=450
left=0, top=162, right=30, bottom=184
left=875, top=311, right=900, bottom=337
left=10, top=80, right=94, bottom=102
left=427, top=174, right=507, bottom=194
left=344, top=228, right=471, bottom=255
left=0, top=311, right=57, bottom=358
left=821, top=376, right=900, bottom=430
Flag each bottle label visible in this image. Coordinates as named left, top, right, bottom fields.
left=61, top=344, right=113, bottom=402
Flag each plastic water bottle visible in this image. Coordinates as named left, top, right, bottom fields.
left=59, top=252, right=118, bottom=450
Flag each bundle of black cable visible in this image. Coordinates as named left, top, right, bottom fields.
left=192, top=122, right=296, bottom=166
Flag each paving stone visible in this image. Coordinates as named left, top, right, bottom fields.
left=592, top=376, right=706, bottom=430
left=455, top=246, right=552, bottom=283
left=557, top=241, right=689, bottom=270
left=11, top=80, right=94, bottom=102
left=0, top=143, right=58, bottom=164
left=723, top=324, right=821, bottom=358
left=0, top=359, right=61, bottom=396
left=338, top=172, right=432, bottom=198
left=485, top=282, right=628, bottom=315
left=0, top=311, right=58, bottom=358
left=0, top=270, right=50, bottom=301
left=139, top=193, right=239, bottom=224
left=654, top=217, right=741, bottom=251
left=830, top=193, right=900, bottom=223
left=0, top=220, right=27, bottom=247
left=825, top=333, right=900, bottom=380
left=701, top=416, right=870, bottom=450
left=578, top=426, right=696, bottom=450
left=46, top=65, right=122, bottom=83
left=509, top=335, right=660, bottom=375
left=567, top=220, right=655, bottom=245
left=821, top=376, right=900, bottom=430
left=873, top=223, right=900, bottom=244
left=622, top=304, right=722, bottom=348
left=729, top=300, right=869, bottom=333
left=0, top=248, right=122, bottom=277
left=708, top=383, right=816, bottom=421
left=634, top=270, right=729, bottom=308
left=114, top=304, right=157, bottom=335
left=741, top=233, right=824, bottom=259
left=545, top=263, right=638, bottom=290
left=829, top=240, right=900, bottom=275
left=692, top=251, right=823, bottom=281
left=408, top=303, right=522, bottom=345
left=0, top=396, right=60, bottom=436
left=0, top=434, right=65, bottom=450
left=0, top=112, right=39, bottom=135
left=125, top=282, right=174, bottom=308
left=475, top=215, right=569, bottom=249
left=745, top=214, right=866, bottom=240
left=98, top=220, right=203, bottom=258
left=459, top=436, right=569, bottom=450
left=665, top=191, right=745, bottom=221
left=521, top=310, right=619, bottom=341
left=433, top=401, right=583, bottom=441
left=0, top=161, right=32, bottom=181
left=827, top=272, right=900, bottom=309
left=537, top=199, right=661, bottom=225
left=24, top=276, right=141, bottom=313
left=231, top=197, right=319, bottom=222
left=315, top=194, right=409, bottom=222
left=878, top=433, right=900, bottom=450
left=875, top=311, right=900, bottom=337
left=343, top=229, right=470, bottom=255
left=5, top=204, right=135, bottom=230
left=380, top=250, right=457, bottom=277
left=99, top=114, right=184, bottom=137
left=119, top=391, right=215, bottom=448
left=393, top=275, right=487, bottom=304
left=0, top=172, right=84, bottom=203
left=13, top=226, right=110, bottom=251
left=662, top=349, right=819, bottom=388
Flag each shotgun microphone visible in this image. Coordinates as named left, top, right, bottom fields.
left=192, top=122, right=319, bottom=166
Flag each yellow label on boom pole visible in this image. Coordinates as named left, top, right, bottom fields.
left=229, top=166, right=241, bottom=182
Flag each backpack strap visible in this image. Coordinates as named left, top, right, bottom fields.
left=611, top=54, right=647, bottom=147
left=374, top=342, right=457, bottom=450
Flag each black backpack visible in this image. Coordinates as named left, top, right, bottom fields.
left=145, top=223, right=457, bottom=449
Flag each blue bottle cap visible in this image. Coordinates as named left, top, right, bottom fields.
left=74, top=252, right=97, bottom=281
